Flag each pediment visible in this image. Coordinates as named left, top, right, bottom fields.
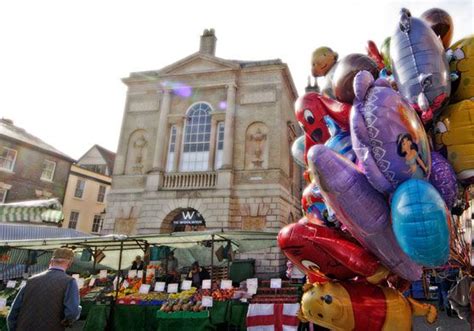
left=158, top=53, right=239, bottom=76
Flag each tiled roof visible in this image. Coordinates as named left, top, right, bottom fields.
left=94, top=144, right=116, bottom=173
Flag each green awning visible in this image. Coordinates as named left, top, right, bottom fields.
left=0, top=199, right=64, bottom=224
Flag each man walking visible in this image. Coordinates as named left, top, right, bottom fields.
left=7, top=248, right=81, bottom=331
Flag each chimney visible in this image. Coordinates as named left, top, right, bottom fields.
left=199, top=29, right=217, bottom=56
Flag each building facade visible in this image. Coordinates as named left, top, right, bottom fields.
left=103, top=30, right=302, bottom=276
left=0, top=118, right=74, bottom=204
left=62, top=145, right=114, bottom=233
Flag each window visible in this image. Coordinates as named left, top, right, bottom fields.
left=81, top=164, right=106, bottom=175
left=0, top=147, right=17, bottom=172
left=214, top=122, right=225, bottom=169
left=91, top=214, right=103, bottom=233
left=68, top=211, right=79, bottom=229
left=97, top=185, right=106, bottom=203
left=40, top=160, right=56, bottom=181
left=74, top=179, right=85, bottom=198
left=0, top=188, right=7, bottom=203
left=180, top=103, right=212, bottom=172
left=166, top=126, right=177, bottom=172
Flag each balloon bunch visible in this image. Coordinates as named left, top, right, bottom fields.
left=282, top=7, right=473, bottom=331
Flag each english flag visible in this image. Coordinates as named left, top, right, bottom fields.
left=246, top=303, right=300, bottom=331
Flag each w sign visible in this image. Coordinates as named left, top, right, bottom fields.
left=172, top=209, right=204, bottom=225
left=182, top=211, right=196, bottom=220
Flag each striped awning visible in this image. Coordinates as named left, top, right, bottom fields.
left=0, top=199, right=64, bottom=224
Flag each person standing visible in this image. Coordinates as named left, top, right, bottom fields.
left=131, top=255, right=144, bottom=270
left=187, top=261, right=210, bottom=288
left=7, top=248, right=81, bottom=331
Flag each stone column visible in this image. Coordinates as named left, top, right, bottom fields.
left=173, top=118, right=184, bottom=172
left=208, top=117, right=218, bottom=170
left=152, top=89, right=171, bottom=171
left=221, top=84, right=236, bottom=169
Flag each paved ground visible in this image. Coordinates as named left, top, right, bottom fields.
left=413, top=307, right=470, bottom=331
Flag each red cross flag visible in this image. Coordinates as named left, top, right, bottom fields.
left=246, top=303, right=300, bottom=331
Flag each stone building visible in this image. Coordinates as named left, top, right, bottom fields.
left=0, top=118, right=74, bottom=203
left=103, top=30, right=302, bottom=276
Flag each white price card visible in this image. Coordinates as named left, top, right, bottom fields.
left=139, top=284, right=151, bottom=294
left=6, top=280, right=16, bottom=288
left=154, top=282, right=166, bottom=292
left=128, top=269, right=137, bottom=279
left=202, top=296, right=213, bottom=307
left=72, top=274, right=80, bottom=280
left=0, top=298, right=6, bottom=309
left=167, top=283, right=178, bottom=293
left=247, top=286, right=257, bottom=295
left=99, top=270, right=108, bottom=279
left=181, top=280, right=192, bottom=290
left=270, top=278, right=282, bottom=289
left=89, top=277, right=96, bottom=287
left=202, top=279, right=211, bottom=290
left=20, top=281, right=26, bottom=288
left=247, top=278, right=258, bottom=288
left=77, top=278, right=85, bottom=289
left=220, top=280, right=232, bottom=289
left=122, top=280, right=129, bottom=289
left=137, top=270, right=144, bottom=278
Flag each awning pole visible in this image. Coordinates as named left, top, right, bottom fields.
left=210, top=235, right=215, bottom=282
left=107, top=240, right=124, bottom=331
left=226, top=240, right=230, bottom=279
left=92, top=246, right=97, bottom=272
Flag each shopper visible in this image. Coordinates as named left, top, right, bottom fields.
left=187, top=261, right=210, bottom=288
left=7, top=248, right=81, bottom=331
left=164, top=251, right=179, bottom=282
left=131, top=255, right=144, bottom=270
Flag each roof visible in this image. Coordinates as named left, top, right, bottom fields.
left=235, top=59, right=283, bottom=68
left=94, top=144, right=116, bottom=172
left=0, top=119, right=74, bottom=162
left=0, top=223, right=91, bottom=241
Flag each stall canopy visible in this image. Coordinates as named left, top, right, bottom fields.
left=0, top=198, right=64, bottom=224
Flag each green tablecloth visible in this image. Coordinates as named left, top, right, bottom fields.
left=156, top=311, right=214, bottom=331
left=0, top=316, right=7, bottom=331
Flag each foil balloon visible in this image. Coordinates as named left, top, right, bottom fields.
left=332, top=53, right=379, bottom=104
left=291, top=135, right=306, bottom=168
left=380, top=37, right=392, bottom=73
left=295, top=92, right=351, bottom=145
left=391, top=179, right=450, bottom=267
left=366, top=40, right=385, bottom=70
left=449, top=36, right=474, bottom=103
left=351, top=71, right=431, bottom=194
left=278, top=220, right=388, bottom=283
left=420, top=8, right=454, bottom=49
left=391, top=8, right=451, bottom=123
left=325, top=130, right=356, bottom=163
left=301, top=282, right=437, bottom=331
left=434, top=99, right=474, bottom=184
left=307, top=144, right=422, bottom=281
left=311, top=46, right=339, bottom=99
left=429, top=151, right=458, bottom=209
left=301, top=182, right=324, bottom=212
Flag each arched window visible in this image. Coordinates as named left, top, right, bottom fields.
left=214, top=122, right=225, bottom=170
left=166, top=125, right=177, bottom=172
left=180, top=103, right=212, bottom=172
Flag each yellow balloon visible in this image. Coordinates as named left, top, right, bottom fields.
left=450, top=35, right=474, bottom=103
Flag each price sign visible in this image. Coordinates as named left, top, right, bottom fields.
left=137, top=270, right=144, bottom=278
left=247, top=278, right=258, bottom=288
left=122, top=280, right=129, bottom=289
left=139, top=284, right=151, bottom=294
left=128, top=270, right=137, bottom=279
left=220, top=280, right=232, bottom=289
left=247, top=286, right=257, bottom=295
left=6, top=280, right=16, bottom=288
left=154, top=282, right=166, bottom=292
left=72, top=274, right=80, bottom=280
left=77, top=278, right=85, bottom=289
left=0, top=298, right=6, bottom=309
left=99, top=270, right=108, bottom=279
left=167, top=283, right=178, bottom=293
left=20, top=281, right=27, bottom=288
left=270, top=278, right=282, bottom=289
left=202, top=279, right=211, bottom=290
left=202, top=296, right=213, bottom=307
left=181, top=280, right=192, bottom=290
left=89, top=277, right=96, bottom=287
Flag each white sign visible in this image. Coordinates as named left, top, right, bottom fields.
left=122, top=280, right=129, bottom=289
left=220, top=280, right=232, bottom=289
left=72, top=274, right=80, bottom=280
left=89, top=277, right=96, bottom=287
left=6, top=280, right=16, bottom=288
left=202, top=296, right=213, bottom=307
left=247, top=278, right=258, bottom=288
left=154, top=282, right=166, bottom=292
left=128, top=269, right=137, bottom=279
left=139, top=284, right=151, bottom=294
left=202, top=279, right=211, bottom=290
left=247, top=286, right=257, bottom=295
left=20, top=281, right=26, bottom=288
left=0, top=298, right=6, bottom=309
left=167, top=283, right=178, bottom=293
left=137, top=270, right=144, bottom=278
left=181, top=280, right=192, bottom=290
left=99, top=270, right=108, bottom=279
left=77, top=278, right=85, bottom=289
left=270, top=278, right=282, bottom=289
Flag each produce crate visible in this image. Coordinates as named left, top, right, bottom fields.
left=205, top=266, right=228, bottom=281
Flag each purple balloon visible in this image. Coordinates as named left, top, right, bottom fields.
left=307, top=144, right=422, bottom=281
left=429, top=151, right=458, bottom=209
left=351, top=70, right=431, bottom=194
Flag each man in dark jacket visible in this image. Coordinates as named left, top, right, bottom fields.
left=7, top=248, right=81, bottom=331
left=187, top=261, right=210, bottom=288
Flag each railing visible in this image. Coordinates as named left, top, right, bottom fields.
left=162, top=171, right=217, bottom=190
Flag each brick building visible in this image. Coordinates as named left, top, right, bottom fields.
left=103, top=30, right=302, bottom=277
left=0, top=118, right=74, bottom=204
